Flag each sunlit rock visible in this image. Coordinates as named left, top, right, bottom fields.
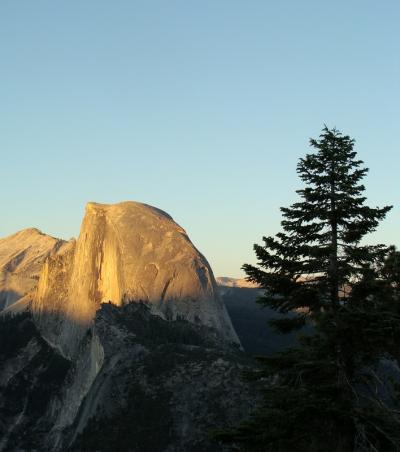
left=0, top=228, right=64, bottom=310
left=33, top=201, right=240, bottom=357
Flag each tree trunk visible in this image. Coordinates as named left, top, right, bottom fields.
left=329, top=168, right=339, bottom=309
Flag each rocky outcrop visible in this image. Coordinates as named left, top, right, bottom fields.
left=0, top=228, right=64, bottom=311
left=0, top=305, right=254, bottom=452
left=70, top=303, right=255, bottom=452
left=33, top=201, right=239, bottom=358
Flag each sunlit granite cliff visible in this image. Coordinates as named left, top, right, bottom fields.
left=32, top=201, right=239, bottom=358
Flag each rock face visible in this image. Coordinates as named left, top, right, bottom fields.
left=0, top=305, right=255, bottom=452
left=70, top=303, right=255, bottom=452
left=0, top=228, right=64, bottom=310
left=33, top=201, right=239, bottom=358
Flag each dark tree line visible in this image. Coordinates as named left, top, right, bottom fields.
left=216, top=126, right=400, bottom=451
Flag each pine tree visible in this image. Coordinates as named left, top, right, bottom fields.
left=383, top=246, right=400, bottom=292
left=216, top=127, right=400, bottom=451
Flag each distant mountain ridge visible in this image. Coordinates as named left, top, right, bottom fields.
left=216, top=276, right=260, bottom=289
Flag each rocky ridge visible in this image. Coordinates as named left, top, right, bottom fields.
left=216, top=276, right=260, bottom=289
left=0, top=228, right=65, bottom=311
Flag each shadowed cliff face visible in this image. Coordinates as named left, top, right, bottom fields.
left=70, top=303, right=253, bottom=452
left=0, top=305, right=253, bottom=452
left=33, top=201, right=239, bottom=358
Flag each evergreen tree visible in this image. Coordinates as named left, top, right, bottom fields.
left=216, top=127, right=400, bottom=451
left=383, top=246, right=400, bottom=292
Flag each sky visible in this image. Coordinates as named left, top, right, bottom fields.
left=0, top=1, right=399, bottom=277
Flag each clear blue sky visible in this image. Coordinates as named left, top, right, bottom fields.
left=0, top=1, right=399, bottom=277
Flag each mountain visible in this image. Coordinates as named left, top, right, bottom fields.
left=0, top=228, right=65, bottom=311
left=32, top=201, right=239, bottom=359
left=0, top=201, right=251, bottom=451
left=216, top=276, right=259, bottom=289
